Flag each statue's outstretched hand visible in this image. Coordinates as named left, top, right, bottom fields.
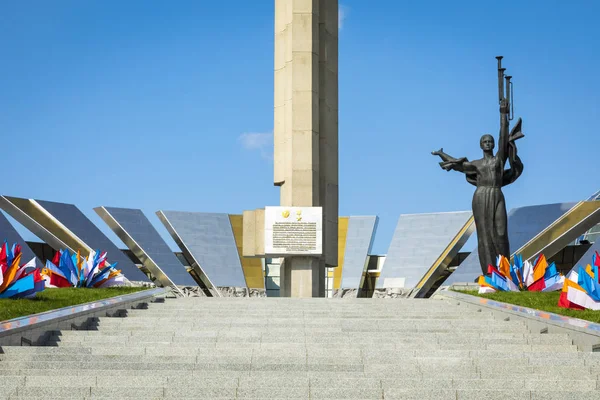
left=431, top=148, right=443, bottom=156
left=500, top=98, right=510, bottom=114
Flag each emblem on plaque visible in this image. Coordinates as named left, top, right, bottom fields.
left=281, top=210, right=290, bottom=218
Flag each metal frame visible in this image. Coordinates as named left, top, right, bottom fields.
left=94, top=207, right=184, bottom=296
left=155, top=211, right=220, bottom=297
left=410, top=215, right=475, bottom=298
left=0, top=196, right=83, bottom=255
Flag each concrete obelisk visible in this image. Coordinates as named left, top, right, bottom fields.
left=273, top=0, right=339, bottom=297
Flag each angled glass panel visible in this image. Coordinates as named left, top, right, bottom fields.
left=512, top=201, right=600, bottom=265
left=340, top=216, right=378, bottom=290
left=0, top=196, right=148, bottom=282
left=444, top=202, right=577, bottom=286
left=0, top=211, right=41, bottom=268
left=378, top=211, right=474, bottom=293
left=157, top=211, right=247, bottom=289
left=578, top=190, right=600, bottom=244
left=95, top=207, right=196, bottom=289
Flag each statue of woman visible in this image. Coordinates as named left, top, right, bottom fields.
left=432, top=98, right=524, bottom=276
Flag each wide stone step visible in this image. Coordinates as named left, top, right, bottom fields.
left=0, top=349, right=584, bottom=368
left=3, top=345, right=594, bottom=360
left=1, top=384, right=599, bottom=400
left=94, top=320, right=507, bottom=328
left=3, top=375, right=600, bottom=389
left=91, top=323, right=528, bottom=332
left=91, top=325, right=530, bottom=333
left=95, top=316, right=522, bottom=323
left=0, top=358, right=588, bottom=374
left=49, top=330, right=556, bottom=340
left=0, top=353, right=583, bottom=365
left=122, top=310, right=495, bottom=317
left=48, top=330, right=571, bottom=344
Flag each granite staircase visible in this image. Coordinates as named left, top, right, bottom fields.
left=1, top=296, right=600, bottom=399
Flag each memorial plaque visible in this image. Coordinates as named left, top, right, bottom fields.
left=264, top=206, right=322, bottom=256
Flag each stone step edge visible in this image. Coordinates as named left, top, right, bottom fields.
left=435, top=289, right=600, bottom=352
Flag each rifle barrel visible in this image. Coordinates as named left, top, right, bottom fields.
left=506, top=75, right=512, bottom=109
left=498, top=68, right=505, bottom=103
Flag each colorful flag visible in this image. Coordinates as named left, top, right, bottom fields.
left=0, top=241, right=45, bottom=299
left=558, top=251, right=600, bottom=310
left=41, top=249, right=127, bottom=289
left=478, top=254, right=564, bottom=294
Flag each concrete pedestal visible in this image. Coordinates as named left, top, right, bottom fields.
left=280, top=257, right=325, bottom=298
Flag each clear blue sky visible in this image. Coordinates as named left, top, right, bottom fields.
left=1, top=0, right=599, bottom=255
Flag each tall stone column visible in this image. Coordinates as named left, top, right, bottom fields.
left=274, top=0, right=339, bottom=297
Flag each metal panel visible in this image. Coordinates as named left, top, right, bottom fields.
left=157, top=211, right=247, bottom=289
left=0, top=196, right=78, bottom=254
left=340, top=216, right=378, bottom=290
left=411, top=215, right=474, bottom=298
left=0, top=211, right=41, bottom=268
left=229, top=214, right=265, bottom=289
left=95, top=207, right=195, bottom=291
left=0, top=196, right=148, bottom=282
left=444, top=202, right=577, bottom=286
left=512, top=201, right=600, bottom=265
left=378, top=211, right=474, bottom=292
left=333, top=217, right=349, bottom=290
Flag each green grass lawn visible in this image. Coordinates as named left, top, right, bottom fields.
left=0, top=287, right=148, bottom=322
left=456, top=290, right=600, bottom=323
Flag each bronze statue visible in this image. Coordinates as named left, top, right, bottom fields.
left=432, top=56, right=524, bottom=276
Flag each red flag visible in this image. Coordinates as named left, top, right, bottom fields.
left=52, top=251, right=60, bottom=266
left=487, top=264, right=499, bottom=275
left=49, top=273, right=72, bottom=288
left=32, top=268, right=42, bottom=283
left=558, top=291, right=585, bottom=310
left=0, top=242, right=7, bottom=274
left=527, top=278, right=546, bottom=292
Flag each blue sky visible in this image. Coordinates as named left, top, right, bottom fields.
left=1, top=0, right=599, bottom=255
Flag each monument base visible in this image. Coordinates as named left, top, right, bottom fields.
left=332, top=288, right=359, bottom=298
left=372, top=288, right=412, bottom=299
left=216, top=287, right=267, bottom=298
left=177, top=287, right=267, bottom=298
left=280, top=257, right=325, bottom=298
